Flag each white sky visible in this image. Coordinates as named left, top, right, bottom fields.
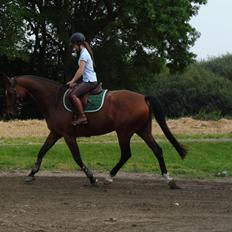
left=190, top=0, right=232, bottom=60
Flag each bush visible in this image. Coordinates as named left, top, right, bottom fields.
left=200, top=54, right=232, bottom=81
left=193, top=110, right=222, bottom=121
left=147, top=63, right=232, bottom=118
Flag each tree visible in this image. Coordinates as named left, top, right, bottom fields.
left=1, top=0, right=207, bottom=80
left=0, top=0, right=27, bottom=59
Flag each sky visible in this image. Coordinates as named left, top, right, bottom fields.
left=190, top=0, right=232, bottom=60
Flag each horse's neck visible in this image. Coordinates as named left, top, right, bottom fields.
left=17, top=76, right=60, bottom=116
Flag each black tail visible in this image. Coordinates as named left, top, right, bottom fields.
left=145, top=96, right=187, bottom=159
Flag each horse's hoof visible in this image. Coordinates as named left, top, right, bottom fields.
left=90, top=177, right=98, bottom=185
left=24, top=176, right=35, bottom=183
left=168, top=180, right=181, bottom=189
left=104, top=175, right=113, bottom=185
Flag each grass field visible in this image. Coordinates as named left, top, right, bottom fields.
left=1, top=134, right=232, bottom=178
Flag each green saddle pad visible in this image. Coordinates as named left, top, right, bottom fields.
left=63, top=89, right=108, bottom=113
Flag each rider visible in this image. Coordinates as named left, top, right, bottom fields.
left=67, top=32, right=98, bottom=125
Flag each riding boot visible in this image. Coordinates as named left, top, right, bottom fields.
left=71, top=97, right=88, bottom=125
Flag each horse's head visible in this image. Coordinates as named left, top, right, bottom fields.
left=4, top=76, right=27, bottom=118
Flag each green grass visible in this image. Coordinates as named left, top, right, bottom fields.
left=0, top=134, right=232, bottom=178
left=1, top=131, right=232, bottom=144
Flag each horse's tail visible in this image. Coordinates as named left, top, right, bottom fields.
left=145, top=96, right=187, bottom=159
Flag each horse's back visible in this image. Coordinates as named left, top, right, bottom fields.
left=107, top=90, right=147, bottom=111
left=105, top=90, right=150, bottom=132
left=108, top=90, right=148, bottom=107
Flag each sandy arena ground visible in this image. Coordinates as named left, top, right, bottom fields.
left=0, top=172, right=232, bottom=232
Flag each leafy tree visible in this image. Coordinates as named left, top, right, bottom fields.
left=0, top=0, right=27, bottom=59
left=200, top=54, right=232, bottom=81
left=0, top=0, right=207, bottom=81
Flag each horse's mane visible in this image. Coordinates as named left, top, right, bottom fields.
left=16, top=75, right=69, bottom=106
left=16, top=75, right=61, bottom=87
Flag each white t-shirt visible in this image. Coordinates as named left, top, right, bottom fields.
left=78, top=48, right=97, bottom=82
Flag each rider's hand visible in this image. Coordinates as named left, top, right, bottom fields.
left=66, top=81, right=76, bottom=88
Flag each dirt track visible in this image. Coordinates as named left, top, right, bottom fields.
left=0, top=172, right=232, bottom=232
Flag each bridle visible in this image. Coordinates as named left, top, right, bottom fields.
left=6, top=77, right=24, bottom=115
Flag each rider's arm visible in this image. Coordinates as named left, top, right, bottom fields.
left=71, top=60, right=86, bottom=82
left=67, top=60, right=86, bottom=86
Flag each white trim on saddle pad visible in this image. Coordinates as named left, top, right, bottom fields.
left=63, top=89, right=108, bottom=113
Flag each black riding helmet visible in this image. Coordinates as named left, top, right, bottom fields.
left=70, top=32, right=85, bottom=45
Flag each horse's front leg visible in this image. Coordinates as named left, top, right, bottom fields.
left=25, top=132, right=61, bottom=182
left=105, top=132, right=132, bottom=185
left=64, top=135, right=97, bottom=185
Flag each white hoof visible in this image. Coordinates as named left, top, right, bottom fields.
left=163, top=173, right=173, bottom=183
left=104, top=175, right=113, bottom=185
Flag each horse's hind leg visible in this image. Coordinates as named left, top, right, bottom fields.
left=25, top=132, right=61, bottom=182
left=137, top=130, right=180, bottom=189
left=105, top=131, right=132, bottom=184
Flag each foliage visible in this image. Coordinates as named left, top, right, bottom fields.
left=148, top=64, right=232, bottom=118
left=0, top=0, right=207, bottom=79
left=193, top=110, right=222, bottom=121
left=199, top=54, right=232, bottom=81
left=0, top=0, right=27, bottom=59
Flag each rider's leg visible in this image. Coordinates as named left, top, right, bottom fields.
left=69, top=94, right=87, bottom=125
left=69, top=82, right=97, bottom=125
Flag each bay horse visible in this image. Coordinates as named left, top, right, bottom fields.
left=4, top=75, right=187, bottom=189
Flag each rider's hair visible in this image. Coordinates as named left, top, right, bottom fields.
left=83, top=41, right=96, bottom=68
